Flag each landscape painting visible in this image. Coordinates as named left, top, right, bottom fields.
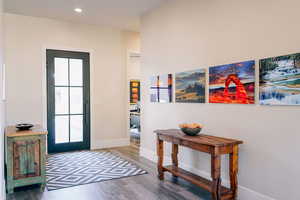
left=259, top=53, right=300, bottom=105
left=175, top=69, right=206, bottom=103
left=209, top=60, right=255, bottom=104
left=150, top=74, right=173, bottom=103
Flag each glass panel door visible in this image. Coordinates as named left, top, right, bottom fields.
left=47, top=50, right=90, bottom=153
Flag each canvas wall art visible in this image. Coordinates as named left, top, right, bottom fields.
left=175, top=69, right=206, bottom=103
left=130, top=80, right=140, bottom=104
left=150, top=74, right=172, bottom=103
left=259, top=53, right=300, bottom=105
left=209, top=60, right=255, bottom=104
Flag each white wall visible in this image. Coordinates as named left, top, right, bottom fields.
left=0, top=0, right=5, bottom=198
left=4, top=13, right=130, bottom=149
left=140, top=0, right=300, bottom=200
left=124, top=31, right=141, bottom=80
left=123, top=31, right=140, bottom=55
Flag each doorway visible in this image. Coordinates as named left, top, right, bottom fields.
left=128, top=52, right=141, bottom=148
left=129, top=80, right=140, bottom=147
left=46, top=49, right=91, bottom=153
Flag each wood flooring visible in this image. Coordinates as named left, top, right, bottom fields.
left=6, top=146, right=211, bottom=200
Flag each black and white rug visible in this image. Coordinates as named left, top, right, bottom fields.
left=46, top=151, right=147, bottom=191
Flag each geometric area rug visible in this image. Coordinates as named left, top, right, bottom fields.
left=46, top=151, right=147, bottom=191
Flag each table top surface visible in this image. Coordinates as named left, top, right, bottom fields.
left=5, top=125, right=48, bottom=137
left=155, top=129, right=243, bottom=147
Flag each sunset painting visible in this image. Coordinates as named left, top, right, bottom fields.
left=175, top=69, right=206, bottom=103
left=150, top=74, right=173, bottom=103
left=260, top=53, right=300, bottom=105
left=209, top=60, right=255, bottom=104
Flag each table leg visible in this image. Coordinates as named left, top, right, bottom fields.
left=211, top=149, right=221, bottom=200
left=230, top=145, right=239, bottom=199
left=6, top=138, right=14, bottom=194
left=172, top=144, right=178, bottom=167
left=172, top=143, right=178, bottom=178
left=157, top=137, right=164, bottom=180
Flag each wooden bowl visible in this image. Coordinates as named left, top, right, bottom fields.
left=180, top=127, right=202, bottom=136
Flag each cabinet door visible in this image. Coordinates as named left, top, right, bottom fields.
left=13, top=139, right=41, bottom=180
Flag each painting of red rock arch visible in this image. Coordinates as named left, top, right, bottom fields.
left=209, top=60, right=255, bottom=104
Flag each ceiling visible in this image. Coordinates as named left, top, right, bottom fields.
left=4, top=0, right=167, bottom=31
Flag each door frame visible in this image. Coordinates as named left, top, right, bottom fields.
left=46, top=49, right=91, bottom=153
left=42, top=47, right=94, bottom=153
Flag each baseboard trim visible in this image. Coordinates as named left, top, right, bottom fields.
left=91, top=138, right=130, bottom=150
left=140, top=147, right=276, bottom=200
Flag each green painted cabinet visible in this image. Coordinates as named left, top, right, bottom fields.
left=5, top=125, right=47, bottom=194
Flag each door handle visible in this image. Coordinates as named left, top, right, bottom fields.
left=84, top=101, right=89, bottom=126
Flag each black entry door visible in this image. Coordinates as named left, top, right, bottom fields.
left=46, top=49, right=90, bottom=153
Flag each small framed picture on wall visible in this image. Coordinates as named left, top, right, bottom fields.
left=130, top=80, right=140, bottom=104
left=150, top=74, right=173, bottom=103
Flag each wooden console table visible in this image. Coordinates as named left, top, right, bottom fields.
left=155, top=129, right=243, bottom=200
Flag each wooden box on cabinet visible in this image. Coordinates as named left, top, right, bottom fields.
left=5, top=125, right=47, bottom=194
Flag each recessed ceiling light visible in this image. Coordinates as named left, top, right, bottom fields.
left=74, top=8, right=82, bottom=13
